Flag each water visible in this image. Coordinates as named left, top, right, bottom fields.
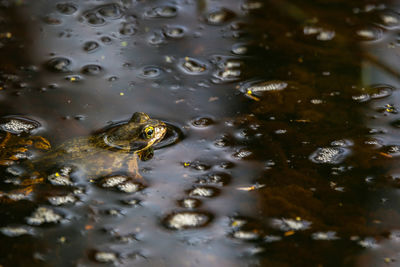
left=1, top=0, right=400, bottom=266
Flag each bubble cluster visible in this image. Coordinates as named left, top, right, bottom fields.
left=26, top=207, right=63, bottom=225
left=81, top=4, right=123, bottom=26
left=0, top=117, right=40, bottom=134
left=310, top=147, right=350, bottom=164
left=164, top=212, right=211, bottom=229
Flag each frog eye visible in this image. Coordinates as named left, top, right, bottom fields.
left=144, top=126, right=154, bottom=139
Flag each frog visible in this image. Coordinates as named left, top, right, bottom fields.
left=34, top=112, right=167, bottom=178
left=1, top=112, right=167, bottom=198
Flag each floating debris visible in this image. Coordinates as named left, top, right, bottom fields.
left=164, top=211, right=211, bottom=230
left=26, top=207, right=63, bottom=225
left=237, top=183, right=265, bottom=191
left=241, top=80, right=288, bottom=100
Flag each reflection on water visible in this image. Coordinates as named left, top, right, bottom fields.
left=0, top=0, right=400, bottom=266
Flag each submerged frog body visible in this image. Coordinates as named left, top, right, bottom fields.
left=38, top=112, right=166, bottom=178
left=24, top=112, right=167, bottom=179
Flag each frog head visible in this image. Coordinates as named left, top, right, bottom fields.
left=103, top=112, right=167, bottom=156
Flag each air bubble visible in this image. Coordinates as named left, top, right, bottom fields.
left=100, top=175, right=127, bottom=188
left=26, top=207, right=63, bottom=225
left=97, top=4, right=122, bottom=19
left=56, top=3, right=78, bottom=15
left=100, top=36, right=112, bottom=44
left=232, top=230, right=260, bottom=240
left=119, top=23, right=137, bottom=36
left=179, top=198, right=201, bottom=209
left=270, top=218, right=312, bottom=231
left=369, top=84, right=393, bottom=99
left=139, top=66, right=162, bottom=78
left=43, top=15, right=62, bottom=25
left=164, top=26, right=185, bottom=38
left=189, top=186, right=217, bottom=197
left=192, top=117, right=214, bottom=127
left=205, top=8, right=235, bottom=25
left=0, top=226, right=34, bottom=237
left=197, top=172, right=230, bottom=186
left=356, top=27, right=383, bottom=41
left=231, top=43, right=248, bottom=55
left=164, top=211, right=211, bottom=229
left=94, top=251, right=118, bottom=263
left=83, top=41, right=99, bottom=53
left=145, top=6, right=178, bottom=18
left=242, top=1, right=263, bottom=11
left=48, top=194, right=77, bottom=206
left=179, top=57, right=207, bottom=74
left=83, top=12, right=105, bottom=25
left=46, top=57, right=72, bottom=72
left=81, top=64, right=103, bottom=75
left=147, top=32, right=166, bottom=46
left=312, top=231, right=339, bottom=240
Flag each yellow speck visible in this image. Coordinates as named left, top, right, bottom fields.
left=120, top=92, right=124, bottom=96
left=70, top=77, right=76, bottom=82
left=58, top=236, right=66, bottom=243
left=6, top=32, right=11, bottom=38
left=247, top=90, right=252, bottom=95
left=296, top=217, right=301, bottom=221
left=183, top=162, right=190, bottom=167
left=55, top=172, right=60, bottom=177
left=384, top=257, right=392, bottom=263
left=0, top=87, right=3, bottom=90
left=284, top=230, right=295, bottom=236
left=89, top=179, right=94, bottom=183
left=185, top=56, right=189, bottom=61
left=121, top=41, right=127, bottom=47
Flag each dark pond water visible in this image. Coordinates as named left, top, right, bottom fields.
left=1, top=0, right=400, bottom=266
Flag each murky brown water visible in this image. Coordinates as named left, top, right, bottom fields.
left=1, top=0, right=400, bottom=266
